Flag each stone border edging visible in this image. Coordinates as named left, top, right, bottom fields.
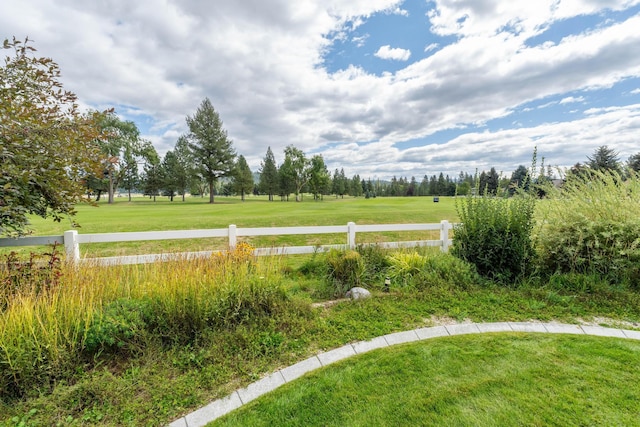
left=168, top=322, right=640, bottom=427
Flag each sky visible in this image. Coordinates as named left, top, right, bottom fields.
left=2, top=0, right=640, bottom=181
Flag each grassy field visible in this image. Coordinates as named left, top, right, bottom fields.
left=213, top=334, right=640, bottom=426
left=11, top=195, right=458, bottom=257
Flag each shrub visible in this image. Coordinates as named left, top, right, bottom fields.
left=84, top=298, right=151, bottom=357
left=386, top=251, right=479, bottom=290
left=356, top=244, right=391, bottom=285
left=387, top=252, right=426, bottom=286
left=325, top=250, right=365, bottom=297
left=297, top=251, right=327, bottom=277
left=420, top=252, right=480, bottom=290
left=0, top=245, right=62, bottom=310
left=536, top=170, right=640, bottom=287
left=452, top=193, right=536, bottom=284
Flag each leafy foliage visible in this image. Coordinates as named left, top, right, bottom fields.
left=283, top=145, right=309, bottom=201
left=84, top=298, right=150, bottom=356
left=0, top=37, right=103, bottom=236
left=0, top=245, right=62, bottom=311
left=452, top=193, right=536, bottom=283
left=356, top=244, right=391, bottom=284
left=92, top=112, right=153, bottom=204
left=387, top=252, right=427, bottom=285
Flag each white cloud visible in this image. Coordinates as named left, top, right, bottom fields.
left=631, top=88, right=640, bottom=94
left=559, top=96, right=586, bottom=104
left=424, top=43, right=440, bottom=52
left=352, top=34, right=369, bottom=47
left=374, top=45, right=411, bottom=60
left=387, top=6, right=409, bottom=16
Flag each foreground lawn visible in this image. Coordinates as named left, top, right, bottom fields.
left=213, top=334, right=640, bottom=426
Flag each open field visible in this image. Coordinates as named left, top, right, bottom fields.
left=10, top=195, right=458, bottom=257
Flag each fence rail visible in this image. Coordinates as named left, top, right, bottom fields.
left=0, top=221, right=454, bottom=266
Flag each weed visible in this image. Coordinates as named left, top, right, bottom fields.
left=324, top=250, right=365, bottom=297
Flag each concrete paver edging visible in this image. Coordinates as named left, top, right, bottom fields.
left=168, top=322, right=640, bottom=427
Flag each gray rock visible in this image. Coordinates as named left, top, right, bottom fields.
left=346, top=287, right=371, bottom=300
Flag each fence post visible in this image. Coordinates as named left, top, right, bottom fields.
left=64, top=230, right=80, bottom=263
left=228, top=224, right=237, bottom=250
left=347, top=222, right=356, bottom=250
left=440, top=220, right=450, bottom=252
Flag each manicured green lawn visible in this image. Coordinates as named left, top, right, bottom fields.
left=27, top=195, right=458, bottom=233
left=15, top=195, right=458, bottom=257
left=212, top=334, right=640, bottom=427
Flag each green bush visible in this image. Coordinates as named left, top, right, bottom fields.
left=536, top=170, right=640, bottom=287
left=325, top=250, right=365, bottom=297
left=452, top=193, right=536, bottom=284
left=84, top=299, right=151, bottom=356
left=386, top=251, right=479, bottom=290
left=387, top=252, right=426, bottom=287
left=356, top=244, right=391, bottom=285
left=421, top=252, right=480, bottom=289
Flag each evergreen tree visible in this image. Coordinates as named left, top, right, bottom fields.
left=141, top=159, right=163, bottom=202
left=407, top=176, right=417, bottom=196
left=277, top=159, right=295, bottom=201
left=233, top=155, right=254, bottom=201
left=428, top=175, right=437, bottom=196
left=628, top=153, right=640, bottom=173
left=587, top=145, right=620, bottom=173
left=436, top=173, right=447, bottom=196
left=259, top=146, right=279, bottom=201
left=509, top=165, right=529, bottom=195
left=185, top=98, right=236, bottom=203
left=350, top=175, right=363, bottom=197
left=161, top=150, right=181, bottom=201
left=174, top=136, right=194, bottom=201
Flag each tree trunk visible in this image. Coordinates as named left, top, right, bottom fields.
left=108, top=175, right=115, bottom=204
left=209, top=181, right=215, bottom=203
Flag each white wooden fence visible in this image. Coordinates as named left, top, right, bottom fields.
left=0, top=221, right=454, bottom=266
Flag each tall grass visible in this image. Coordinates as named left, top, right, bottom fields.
left=0, top=244, right=289, bottom=400
left=536, top=170, right=640, bottom=286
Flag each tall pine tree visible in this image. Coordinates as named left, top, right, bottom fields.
left=185, top=98, right=236, bottom=203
